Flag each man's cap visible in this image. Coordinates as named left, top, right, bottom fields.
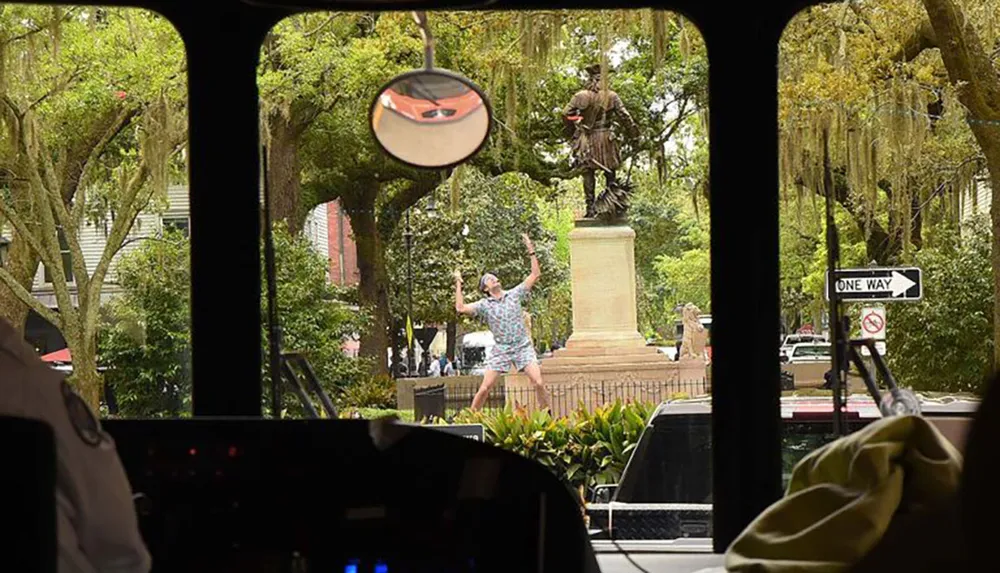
left=585, top=64, right=602, bottom=76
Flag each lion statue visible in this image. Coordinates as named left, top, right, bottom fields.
left=680, top=303, right=707, bottom=361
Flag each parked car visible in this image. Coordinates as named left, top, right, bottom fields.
left=781, top=342, right=831, bottom=364
left=779, top=333, right=827, bottom=359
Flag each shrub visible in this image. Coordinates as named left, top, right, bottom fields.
left=453, top=400, right=655, bottom=491
left=340, top=374, right=397, bottom=409
left=338, top=408, right=414, bottom=422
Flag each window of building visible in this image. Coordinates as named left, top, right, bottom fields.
left=43, top=228, right=74, bottom=284
left=162, top=216, right=190, bottom=238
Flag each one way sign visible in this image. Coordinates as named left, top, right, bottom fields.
left=825, top=267, right=922, bottom=302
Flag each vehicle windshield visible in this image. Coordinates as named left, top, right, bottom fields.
left=256, top=8, right=715, bottom=543
left=791, top=344, right=831, bottom=358
left=393, top=75, right=472, bottom=100
left=4, top=1, right=994, bottom=564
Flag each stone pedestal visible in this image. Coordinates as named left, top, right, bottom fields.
left=506, top=222, right=708, bottom=416
left=564, top=224, right=645, bottom=349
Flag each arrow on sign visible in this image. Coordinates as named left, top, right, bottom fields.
left=888, top=271, right=916, bottom=297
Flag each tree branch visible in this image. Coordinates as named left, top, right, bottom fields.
left=848, top=0, right=881, bottom=42
left=921, top=0, right=1000, bottom=119
left=0, top=265, right=61, bottom=327
left=0, top=192, right=58, bottom=272
left=1, top=7, right=79, bottom=47
left=889, top=18, right=938, bottom=63
left=19, top=127, right=79, bottom=324
left=71, top=106, right=141, bottom=223
left=378, top=174, right=439, bottom=241
left=87, top=160, right=150, bottom=334
left=27, top=66, right=84, bottom=113
left=1, top=94, right=22, bottom=118
left=303, top=13, right=338, bottom=37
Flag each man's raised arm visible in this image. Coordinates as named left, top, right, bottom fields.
left=454, top=270, right=475, bottom=315
left=522, top=234, right=541, bottom=290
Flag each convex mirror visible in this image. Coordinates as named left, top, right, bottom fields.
left=369, top=11, right=492, bottom=169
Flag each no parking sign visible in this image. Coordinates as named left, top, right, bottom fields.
left=860, top=307, right=886, bottom=340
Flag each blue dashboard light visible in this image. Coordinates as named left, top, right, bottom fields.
left=344, top=563, right=358, bottom=573
left=374, top=563, right=389, bottom=573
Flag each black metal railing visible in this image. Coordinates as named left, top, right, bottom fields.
left=419, top=378, right=710, bottom=417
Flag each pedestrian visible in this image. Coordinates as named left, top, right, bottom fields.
left=418, top=352, right=430, bottom=377
left=454, top=233, right=551, bottom=410
left=428, top=353, right=441, bottom=377
left=822, top=369, right=835, bottom=390
left=0, top=317, right=151, bottom=572
left=439, top=354, right=454, bottom=376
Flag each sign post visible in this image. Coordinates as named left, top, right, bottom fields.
left=825, top=267, right=922, bottom=302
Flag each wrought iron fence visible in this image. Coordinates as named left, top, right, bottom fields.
left=425, top=378, right=711, bottom=417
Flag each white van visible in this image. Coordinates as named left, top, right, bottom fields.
left=458, top=331, right=495, bottom=375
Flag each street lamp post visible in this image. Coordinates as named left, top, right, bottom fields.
left=404, top=209, right=415, bottom=376
left=403, top=199, right=436, bottom=377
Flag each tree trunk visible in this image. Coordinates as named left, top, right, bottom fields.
left=0, top=238, right=41, bottom=333
left=920, top=0, right=1000, bottom=367
left=266, top=110, right=305, bottom=235
left=67, top=336, right=102, bottom=410
left=349, top=198, right=391, bottom=377
left=990, top=163, right=1000, bottom=369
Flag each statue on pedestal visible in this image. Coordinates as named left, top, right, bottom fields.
left=563, top=64, right=639, bottom=221
left=680, top=303, right=708, bottom=362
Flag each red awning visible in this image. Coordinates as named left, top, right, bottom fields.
left=41, top=348, right=71, bottom=363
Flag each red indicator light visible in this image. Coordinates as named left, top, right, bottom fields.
left=228, top=446, right=238, bottom=458
left=189, top=448, right=197, bottom=456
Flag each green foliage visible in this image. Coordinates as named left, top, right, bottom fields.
left=653, top=248, right=711, bottom=317
left=340, top=374, right=397, bottom=409
left=454, top=400, right=655, bottom=490
left=887, top=218, right=993, bottom=395
left=629, top=163, right=709, bottom=338
left=101, top=224, right=370, bottom=418
left=99, top=232, right=191, bottom=418
left=339, top=408, right=415, bottom=422
left=262, top=223, right=370, bottom=417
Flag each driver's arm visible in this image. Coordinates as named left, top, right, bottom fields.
left=0, top=323, right=150, bottom=573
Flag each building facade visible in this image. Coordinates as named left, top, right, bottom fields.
left=15, top=186, right=359, bottom=353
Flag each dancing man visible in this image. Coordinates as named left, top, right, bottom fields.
left=454, top=234, right=550, bottom=411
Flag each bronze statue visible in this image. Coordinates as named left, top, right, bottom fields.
left=563, top=64, right=639, bottom=220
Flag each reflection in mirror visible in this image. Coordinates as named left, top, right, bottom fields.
left=370, top=71, right=490, bottom=168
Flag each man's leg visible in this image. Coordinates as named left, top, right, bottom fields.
left=471, top=370, right=502, bottom=411
left=522, top=362, right=551, bottom=410
left=605, top=169, right=616, bottom=189
left=583, top=170, right=596, bottom=218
